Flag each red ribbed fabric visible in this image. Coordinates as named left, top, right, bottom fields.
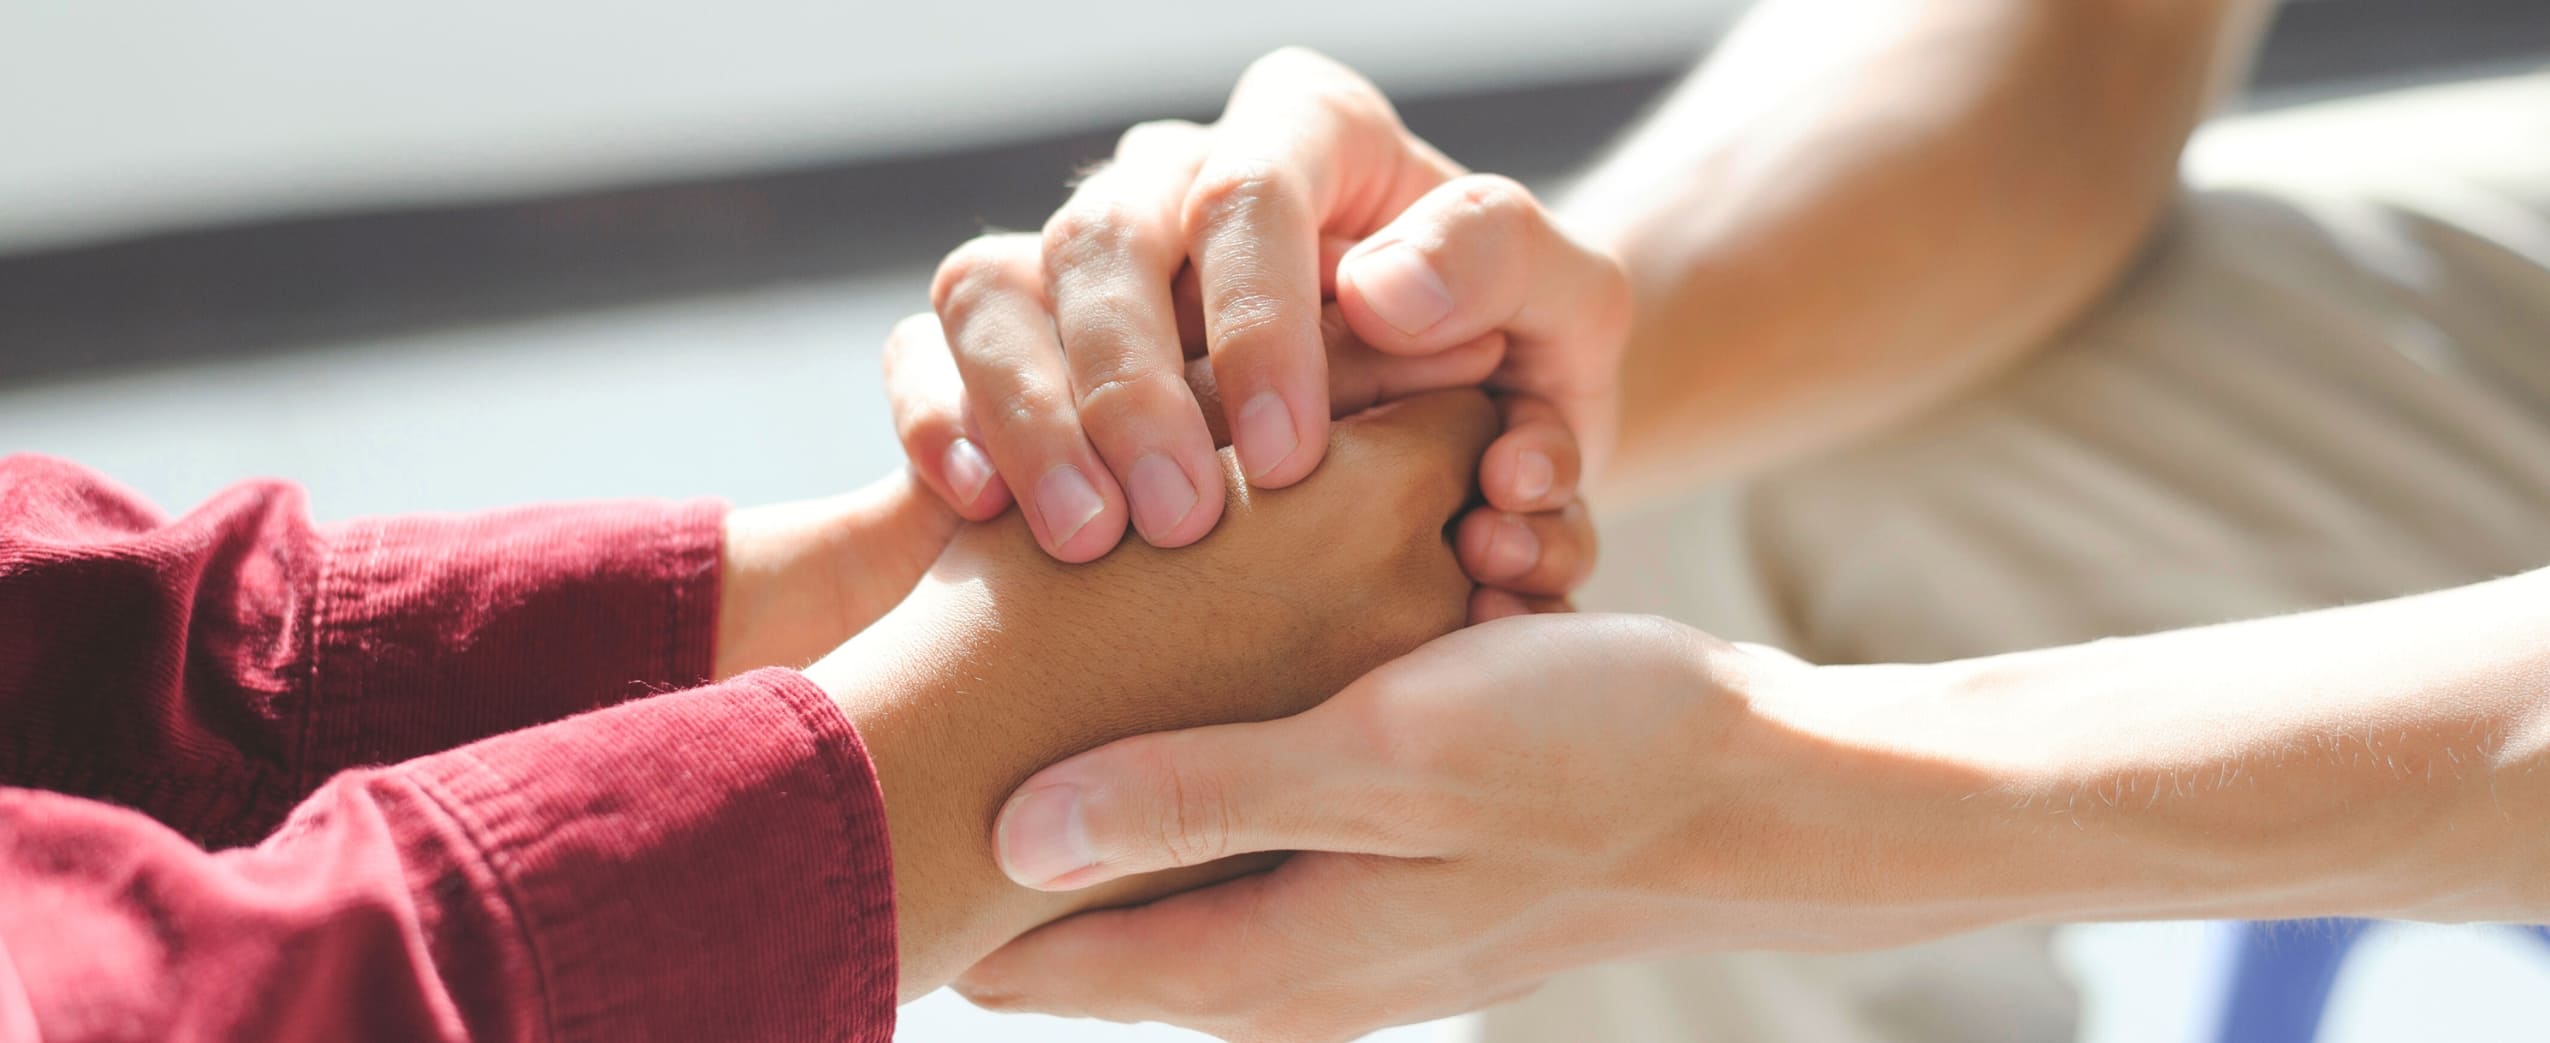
left=0, top=454, right=897, bottom=1042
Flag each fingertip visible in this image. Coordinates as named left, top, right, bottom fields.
left=940, top=440, right=989, bottom=501
left=1482, top=433, right=1572, bottom=513
left=1481, top=399, right=1582, bottom=513
left=1030, top=464, right=1127, bottom=563
left=963, top=474, right=1016, bottom=521
left=1336, top=242, right=1455, bottom=346
left=1130, top=458, right=1227, bottom=548
left=1234, top=390, right=1326, bottom=487
left=994, top=781, right=1107, bottom=891
left=1455, top=508, right=1539, bottom=584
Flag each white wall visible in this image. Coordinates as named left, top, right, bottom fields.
left=0, top=1, right=1738, bottom=254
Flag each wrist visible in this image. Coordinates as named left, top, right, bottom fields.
left=1715, top=651, right=2075, bottom=940
left=801, top=577, right=1283, bottom=998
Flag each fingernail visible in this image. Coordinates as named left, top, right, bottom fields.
left=996, top=783, right=1097, bottom=888
left=1485, top=513, right=1539, bottom=579
left=1348, top=244, right=1454, bottom=337
left=1513, top=449, right=1555, bottom=503
left=1126, top=453, right=1199, bottom=542
left=1034, top=466, right=1105, bottom=547
left=943, top=438, right=994, bottom=505
left=1235, top=392, right=1299, bottom=481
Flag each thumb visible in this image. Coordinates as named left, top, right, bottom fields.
left=993, top=710, right=1417, bottom=891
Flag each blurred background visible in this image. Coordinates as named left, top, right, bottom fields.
left=4, top=1, right=2548, bottom=1040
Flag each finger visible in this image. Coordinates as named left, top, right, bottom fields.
left=1324, top=309, right=1507, bottom=419
left=932, top=234, right=1127, bottom=562
left=1046, top=121, right=1226, bottom=548
left=880, top=312, right=1012, bottom=520
left=992, top=712, right=1425, bottom=891
left=1479, top=394, right=1580, bottom=514
left=959, top=855, right=1389, bottom=1037
left=957, top=872, right=1283, bottom=1025
left=1323, top=387, right=1502, bottom=527
left=1176, top=318, right=1504, bottom=447
left=1171, top=263, right=1206, bottom=355
left=1455, top=500, right=1595, bottom=597
left=1469, top=587, right=1572, bottom=623
left=1333, top=173, right=1632, bottom=475
left=1186, top=49, right=1457, bottom=489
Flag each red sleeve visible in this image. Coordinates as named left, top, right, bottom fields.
left=0, top=667, right=899, bottom=1043
left=0, top=453, right=724, bottom=849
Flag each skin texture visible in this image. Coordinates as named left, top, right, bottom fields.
left=888, top=51, right=1626, bottom=585
left=1567, top=0, right=2272, bottom=497
left=714, top=470, right=958, bottom=679
left=885, top=298, right=1592, bottom=622
left=966, top=573, right=2550, bottom=1041
left=940, top=1, right=2550, bottom=1037
left=807, top=388, right=1509, bottom=998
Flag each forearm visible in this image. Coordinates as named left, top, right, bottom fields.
left=1567, top=0, right=2266, bottom=496
left=1794, top=567, right=2550, bottom=932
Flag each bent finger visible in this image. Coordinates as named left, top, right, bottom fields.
left=1188, top=49, right=1456, bottom=488
left=1479, top=394, right=1582, bottom=514
left=880, top=312, right=1011, bottom=520
left=932, top=234, right=1128, bottom=561
left=1047, top=121, right=1226, bottom=547
left=1334, top=173, right=1631, bottom=475
left=1455, top=500, right=1596, bottom=597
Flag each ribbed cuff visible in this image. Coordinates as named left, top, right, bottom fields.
left=301, top=498, right=727, bottom=781
left=399, top=668, right=897, bottom=1042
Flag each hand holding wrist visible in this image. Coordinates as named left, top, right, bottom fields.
left=957, top=614, right=2023, bottom=1037
left=808, top=389, right=1503, bottom=998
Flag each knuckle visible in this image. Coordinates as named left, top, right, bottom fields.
left=1041, top=201, right=1142, bottom=273
left=1121, top=742, right=1233, bottom=868
left=930, top=234, right=1032, bottom=318
left=1052, top=292, right=1151, bottom=369
left=1077, top=367, right=1190, bottom=430
left=1448, top=174, right=1542, bottom=236
left=1181, top=160, right=1292, bottom=236
left=1206, top=291, right=1291, bottom=349
left=981, top=384, right=1051, bottom=432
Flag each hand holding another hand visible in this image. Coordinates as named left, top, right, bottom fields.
left=810, top=387, right=1588, bottom=995
left=885, top=48, right=1626, bottom=611
left=959, top=616, right=2025, bottom=1041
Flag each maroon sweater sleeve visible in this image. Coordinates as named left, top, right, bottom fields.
left=0, top=668, right=898, bottom=1043
left=0, top=452, right=724, bottom=848
left=0, top=455, right=900, bottom=1040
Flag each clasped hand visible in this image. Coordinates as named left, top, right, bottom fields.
left=859, top=46, right=1942, bottom=1043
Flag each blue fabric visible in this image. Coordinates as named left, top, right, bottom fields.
left=2209, top=920, right=2550, bottom=1043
